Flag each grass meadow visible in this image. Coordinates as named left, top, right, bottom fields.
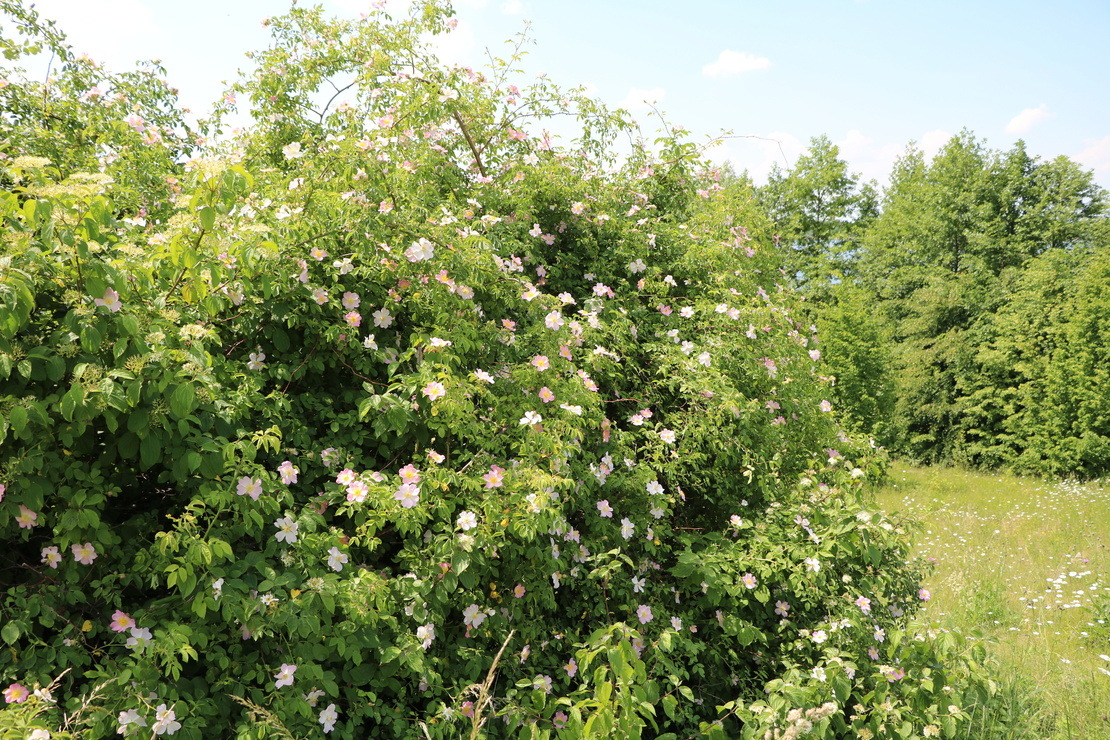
left=875, top=463, right=1110, bottom=739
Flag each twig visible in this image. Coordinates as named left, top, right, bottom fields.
left=452, top=109, right=487, bottom=178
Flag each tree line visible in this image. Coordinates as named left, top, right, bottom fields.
left=755, top=133, right=1110, bottom=478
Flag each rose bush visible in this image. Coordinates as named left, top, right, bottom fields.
left=2, top=3, right=1014, bottom=738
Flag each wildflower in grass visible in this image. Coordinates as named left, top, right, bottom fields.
left=422, top=381, right=446, bottom=401
left=394, top=483, right=420, bottom=508
left=596, top=500, right=613, bottom=518
left=564, top=658, right=578, bottom=678
left=15, top=504, right=37, bottom=529
left=72, top=542, right=97, bottom=565
left=275, top=664, right=297, bottom=688
left=856, top=596, right=872, bottom=614
left=659, top=429, right=676, bottom=444
left=312, top=288, right=329, bottom=305
left=417, top=623, right=435, bottom=649
left=513, top=585, right=526, bottom=598
left=811, top=630, right=827, bottom=644
left=519, top=410, right=542, bottom=427
left=151, top=703, right=181, bottom=735
left=805, top=557, right=821, bottom=572
left=111, top=610, right=135, bottom=633
left=819, top=400, right=833, bottom=412
left=343, top=311, right=361, bottom=328
left=545, top=311, right=564, bottom=330
left=319, top=703, right=338, bottom=733
left=671, top=616, right=683, bottom=631
left=775, top=601, right=790, bottom=617
left=636, top=605, right=653, bottom=624
left=531, top=355, right=550, bottom=371
left=873, top=626, right=886, bottom=642
left=457, top=511, right=478, bottom=530
left=538, top=387, right=555, bottom=403
left=868, top=646, right=879, bottom=660
left=237, top=476, right=262, bottom=500
left=274, top=517, right=299, bottom=544
left=4, top=683, right=28, bottom=703
left=327, top=547, right=347, bottom=572
left=336, top=468, right=356, bottom=486
left=741, top=573, right=757, bottom=589
left=647, top=480, right=664, bottom=495
left=620, top=518, right=635, bottom=539
left=483, top=466, right=505, bottom=488
left=341, top=292, right=360, bottom=310
left=918, top=588, right=931, bottom=601
left=41, top=546, right=61, bottom=569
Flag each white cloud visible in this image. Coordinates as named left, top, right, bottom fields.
left=701, top=50, right=771, bottom=79
left=501, top=0, right=523, bottom=14
left=918, top=129, right=951, bottom=161
left=1004, top=104, right=1051, bottom=135
left=617, top=86, right=666, bottom=112
left=1076, top=135, right=1110, bottom=184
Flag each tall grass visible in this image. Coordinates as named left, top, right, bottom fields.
left=875, top=464, right=1110, bottom=739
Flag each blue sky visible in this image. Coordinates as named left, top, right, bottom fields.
left=18, top=0, right=1110, bottom=187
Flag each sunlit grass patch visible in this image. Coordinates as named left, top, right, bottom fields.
left=875, top=463, right=1110, bottom=739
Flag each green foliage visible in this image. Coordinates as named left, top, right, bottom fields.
left=848, top=130, right=1109, bottom=472
left=0, top=2, right=1024, bottom=737
left=760, top=135, right=878, bottom=289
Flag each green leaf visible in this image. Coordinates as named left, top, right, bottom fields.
left=140, top=432, right=162, bottom=469
left=169, top=383, right=197, bottom=418
left=199, top=205, right=216, bottom=231
left=9, top=405, right=28, bottom=435
left=1, top=621, right=20, bottom=644
left=60, top=384, right=85, bottom=422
